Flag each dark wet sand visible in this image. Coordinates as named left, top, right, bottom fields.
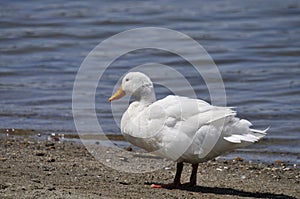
left=0, top=136, right=299, bottom=199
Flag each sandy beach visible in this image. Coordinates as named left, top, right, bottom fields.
left=0, top=134, right=299, bottom=199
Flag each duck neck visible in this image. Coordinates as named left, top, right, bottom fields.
left=135, top=87, right=156, bottom=106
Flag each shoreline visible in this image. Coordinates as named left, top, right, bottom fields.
left=1, top=128, right=299, bottom=166
left=0, top=136, right=299, bottom=198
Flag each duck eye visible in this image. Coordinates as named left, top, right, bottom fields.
left=125, top=78, right=129, bottom=82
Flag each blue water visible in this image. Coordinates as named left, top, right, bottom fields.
left=0, top=0, right=300, bottom=164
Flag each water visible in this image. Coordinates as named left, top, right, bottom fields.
left=1, top=0, right=300, bottom=164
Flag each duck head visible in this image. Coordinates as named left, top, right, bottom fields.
left=109, top=72, right=155, bottom=103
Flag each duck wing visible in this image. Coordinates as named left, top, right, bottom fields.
left=122, top=95, right=267, bottom=162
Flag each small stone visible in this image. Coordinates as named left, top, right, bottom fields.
left=241, top=175, right=246, bottom=180
left=283, top=167, right=291, bottom=171
left=26, top=141, right=34, bottom=145
left=275, top=160, right=283, bottom=165
left=216, top=168, right=223, bottom=172
left=293, top=164, right=297, bottom=168
left=47, top=146, right=56, bottom=150
left=52, top=137, right=59, bottom=142
left=5, top=183, right=13, bottom=187
left=47, top=158, right=55, bottom=162
left=48, top=186, right=56, bottom=191
left=106, top=159, right=111, bottom=163
left=119, top=180, right=130, bottom=185
left=35, top=151, right=45, bottom=156
left=57, top=133, right=64, bottom=138
left=119, top=157, right=128, bottom=162
left=48, top=134, right=59, bottom=142
left=45, top=143, right=55, bottom=147
left=31, top=179, right=41, bottom=183
left=234, top=156, right=244, bottom=162
left=0, top=183, right=9, bottom=189
left=164, top=167, right=172, bottom=170
left=271, top=167, right=278, bottom=172
left=0, top=157, right=7, bottom=161
left=125, top=146, right=132, bottom=151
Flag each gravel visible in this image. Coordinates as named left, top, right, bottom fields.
left=0, top=136, right=299, bottom=199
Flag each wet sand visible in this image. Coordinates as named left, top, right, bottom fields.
left=0, top=136, right=299, bottom=199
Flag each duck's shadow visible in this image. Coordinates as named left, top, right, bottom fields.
left=145, top=183, right=296, bottom=199
left=187, top=185, right=296, bottom=199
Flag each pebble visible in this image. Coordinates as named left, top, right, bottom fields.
left=47, top=146, right=56, bottom=150
left=124, top=146, right=133, bottom=151
left=119, top=181, right=130, bottom=185
left=0, top=157, right=7, bottom=161
left=47, top=158, right=55, bottom=162
left=216, top=168, right=223, bottom=172
left=58, top=134, right=64, bottom=139
left=31, top=179, right=41, bottom=183
left=47, top=186, right=56, bottom=191
left=27, top=141, right=35, bottom=145
left=234, top=156, right=244, bottom=162
left=271, top=167, right=278, bottom=172
left=293, top=164, right=297, bottom=168
left=275, top=160, right=284, bottom=165
left=119, top=157, right=128, bottom=162
left=45, top=143, right=55, bottom=147
left=0, top=183, right=9, bottom=189
left=241, top=175, right=246, bottom=180
left=48, top=133, right=60, bottom=142
left=35, top=151, right=45, bottom=156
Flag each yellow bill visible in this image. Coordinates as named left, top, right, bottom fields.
left=109, top=86, right=126, bottom=102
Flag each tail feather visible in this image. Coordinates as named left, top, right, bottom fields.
left=250, top=126, right=270, bottom=135
left=224, top=126, right=269, bottom=144
left=224, top=134, right=259, bottom=143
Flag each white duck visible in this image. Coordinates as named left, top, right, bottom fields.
left=109, top=72, right=268, bottom=189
